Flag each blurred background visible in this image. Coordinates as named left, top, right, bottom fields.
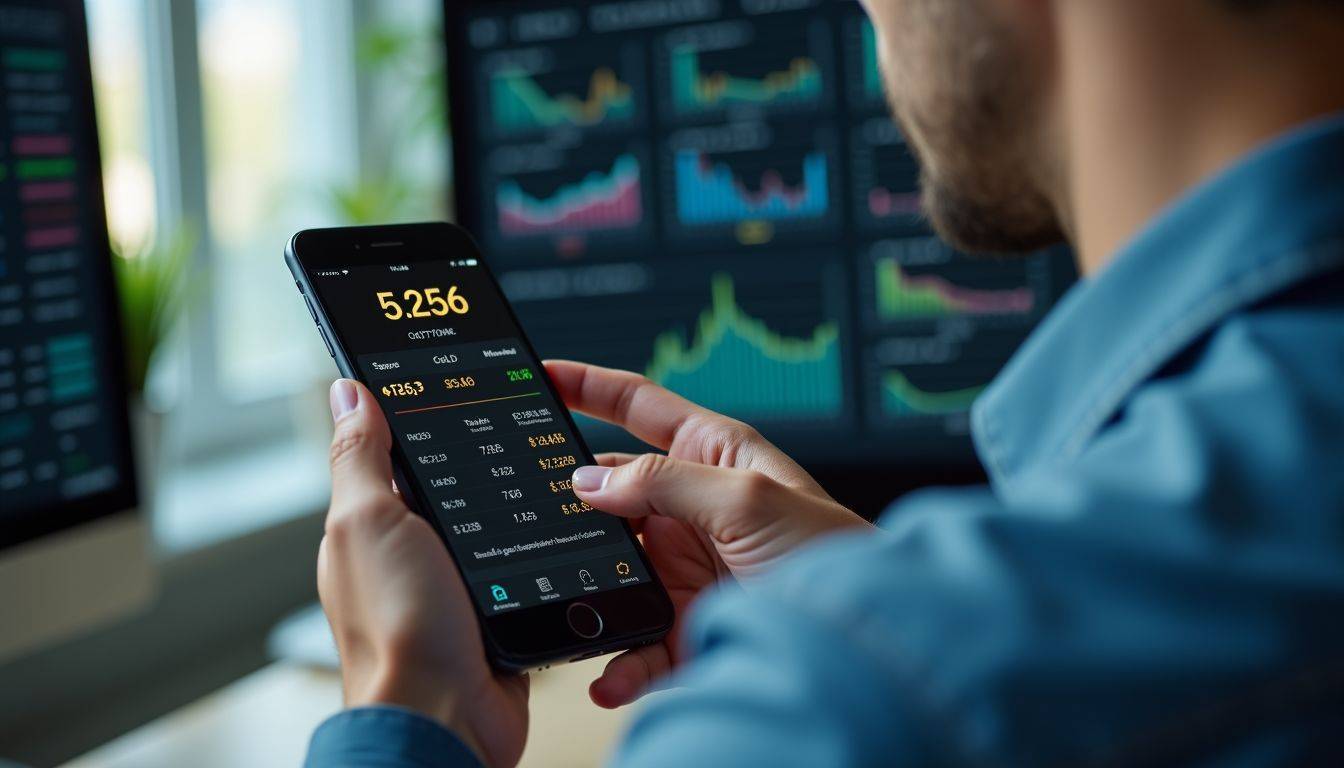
left=0, top=1, right=1071, bottom=765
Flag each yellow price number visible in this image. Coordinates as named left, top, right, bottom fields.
left=444, top=375, right=477, bottom=390
left=527, top=432, right=566, bottom=449
left=537, top=454, right=577, bottom=471
left=380, top=380, right=425, bottom=397
left=376, top=287, right=469, bottom=320
left=548, top=478, right=573, bottom=494
left=560, top=500, right=593, bottom=515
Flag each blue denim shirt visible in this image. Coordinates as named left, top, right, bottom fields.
left=306, top=114, right=1344, bottom=767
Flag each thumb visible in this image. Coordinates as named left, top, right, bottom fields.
left=328, top=379, right=396, bottom=508
left=572, top=454, right=775, bottom=540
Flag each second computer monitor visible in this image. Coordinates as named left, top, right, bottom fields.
left=444, top=0, right=1075, bottom=470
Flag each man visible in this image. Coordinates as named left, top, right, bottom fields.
left=306, top=0, right=1344, bottom=764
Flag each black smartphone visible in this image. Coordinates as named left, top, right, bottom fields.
left=286, top=222, right=674, bottom=672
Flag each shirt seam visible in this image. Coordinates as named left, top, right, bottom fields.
left=1054, top=238, right=1344, bottom=463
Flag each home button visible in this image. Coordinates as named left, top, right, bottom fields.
left=566, top=602, right=603, bottom=639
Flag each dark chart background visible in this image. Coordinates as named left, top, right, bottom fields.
left=448, top=0, right=1076, bottom=483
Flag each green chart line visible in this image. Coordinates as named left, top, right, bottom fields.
left=670, top=47, right=822, bottom=112
left=4, top=48, right=66, bottom=71
left=881, top=370, right=985, bottom=416
left=875, top=256, right=1036, bottom=319
left=862, top=20, right=883, bottom=97
left=876, top=258, right=959, bottom=318
left=646, top=274, right=842, bottom=418
left=491, top=67, right=634, bottom=131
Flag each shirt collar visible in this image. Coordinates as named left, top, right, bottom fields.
left=973, top=112, right=1344, bottom=491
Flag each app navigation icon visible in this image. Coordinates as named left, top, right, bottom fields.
left=578, top=569, right=594, bottom=586
left=615, top=561, right=631, bottom=576
left=536, top=577, right=554, bottom=593
left=490, top=584, right=508, bottom=602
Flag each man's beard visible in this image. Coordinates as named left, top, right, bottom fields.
left=877, top=1, right=1067, bottom=255
left=917, top=153, right=1066, bottom=255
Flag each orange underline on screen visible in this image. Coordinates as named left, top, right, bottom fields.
left=393, top=391, right=542, bottom=415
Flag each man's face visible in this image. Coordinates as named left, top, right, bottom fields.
left=861, top=0, right=1066, bottom=254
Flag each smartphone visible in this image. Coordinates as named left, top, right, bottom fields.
left=286, top=222, right=673, bottom=672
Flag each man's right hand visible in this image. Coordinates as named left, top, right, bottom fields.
left=543, top=361, right=871, bottom=709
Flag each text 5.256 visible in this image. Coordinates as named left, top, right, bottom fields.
left=376, top=287, right=469, bottom=320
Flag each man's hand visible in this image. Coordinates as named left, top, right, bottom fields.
left=544, top=361, right=871, bottom=709
left=319, top=379, right=528, bottom=768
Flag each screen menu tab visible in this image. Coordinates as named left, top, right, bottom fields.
left=310, top=258, right=648, bottom=614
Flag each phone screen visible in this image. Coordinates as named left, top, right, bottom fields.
left=305, top=252, right=651, bottom=616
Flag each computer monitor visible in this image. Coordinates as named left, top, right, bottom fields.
left=443, top=0, right=1075, bottom=476
left=0, top=0, right=151, bottom=662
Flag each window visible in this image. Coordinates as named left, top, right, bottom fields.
left=87, top=0, right=155, bottom=253
left=82, top=0, right=449, bottom=547
left=198, top=0, right=357, bottom=399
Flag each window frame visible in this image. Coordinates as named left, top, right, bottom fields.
left=131, top=0, right=363, bottom=462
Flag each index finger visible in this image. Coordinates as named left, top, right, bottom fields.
left=544, top=360, right=710, bottom=452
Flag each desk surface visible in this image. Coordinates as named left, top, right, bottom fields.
left=65, top=659, right=632, bottom=768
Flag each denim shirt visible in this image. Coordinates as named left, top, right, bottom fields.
left=306, top=114, right=1344, bottom=767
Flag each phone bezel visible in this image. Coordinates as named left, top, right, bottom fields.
left=286, top=222, right=674, bottom=672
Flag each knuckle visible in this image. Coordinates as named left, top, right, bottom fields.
left=687, top=413, right=761, bottom=464
left=614, top=372, right=655, bottom=419
left=322, top=514, right=351, bottom=549
left=625, top=453, right=672, bottom=487
left=714, top=471, right=779, bottom=544
left=324, top=506, right=359, bottom=541
left=329, top=425, right=374, bottom=468
left=720, top=419, right=762, bottom=449
left=325, top=493, right=401, bottom=539
left=733, top=469, right=775, bottom=504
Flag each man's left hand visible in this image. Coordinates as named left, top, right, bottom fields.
left=319, top=378, right=529, bottom=767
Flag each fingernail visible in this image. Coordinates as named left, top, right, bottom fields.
left=573, top=465, right=612, bottom=493
left=329, top=379, right=358, bottom=421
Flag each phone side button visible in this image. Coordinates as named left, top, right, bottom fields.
left=302, top=295, right=319, bottom=324
left=317, top=326, right=335, bottom=358
left=566, top=602, right=604, bottom=639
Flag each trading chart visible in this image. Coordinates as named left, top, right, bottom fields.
left=451, top=1, right=1075, bottom=465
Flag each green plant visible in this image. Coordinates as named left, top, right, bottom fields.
left=356, top=21, right=447, bottom=140
left=112, top=230, right=194, bottom=394
left=328, top=176, right=417, bottom=225
left=327, top=18, right=448, bottom=225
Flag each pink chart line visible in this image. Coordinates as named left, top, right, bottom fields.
left=21, top=182, right=76, bottom=203
left=868, top=187, right=923, bottom=218
left=26, top=226, right=80, bottom=250
left=500, top=176, right=642, bottom=235
left=13, top=134, right=72, bottom=155
left=900, top=269, right=1036, bottom=314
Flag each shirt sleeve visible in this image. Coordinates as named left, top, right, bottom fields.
left=304, top=706, right=483, bottom=768
left=614, top=310, right=1344, bottom=767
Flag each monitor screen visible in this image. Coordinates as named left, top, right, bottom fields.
left=444, top=0, right=1075, bottom=470
left=0, top=0, right=137, bottom=548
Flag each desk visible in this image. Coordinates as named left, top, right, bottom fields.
left=66, top=659, right=632, bottom=768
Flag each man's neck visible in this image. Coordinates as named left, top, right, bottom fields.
left=1055, top=2, right=1344, bottom=276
